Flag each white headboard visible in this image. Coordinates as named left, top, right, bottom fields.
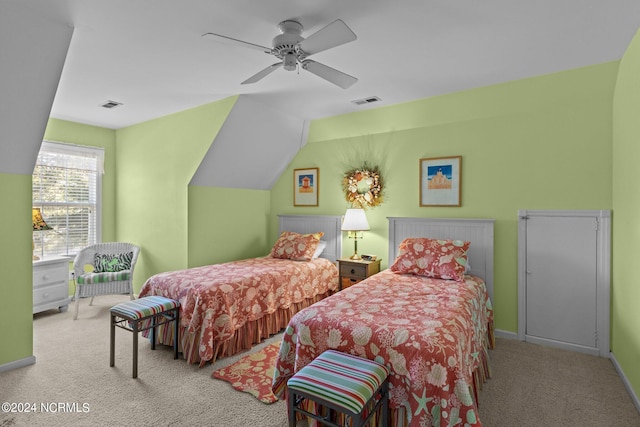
left=278, top=215, right=342, bottom=263
left=388, top=217, right=495, bottom=301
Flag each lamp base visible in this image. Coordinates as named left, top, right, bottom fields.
left=348, top=238, right=362, bottom=260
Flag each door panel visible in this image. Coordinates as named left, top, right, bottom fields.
left=525, top=216, right=597, bottom=347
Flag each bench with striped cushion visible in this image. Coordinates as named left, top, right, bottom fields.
left=110, top=295, right=179, bottom=320
left=287, top=349, right=390, bottom=427
left=110, top=296, right=180, bottom=378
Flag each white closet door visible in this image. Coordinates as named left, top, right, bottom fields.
left=525, top=216, right=597, bottom=348
left=518, top=210, right=610, bottom=357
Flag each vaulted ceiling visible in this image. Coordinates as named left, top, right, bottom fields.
left=5, top=0, right=640, bottom=130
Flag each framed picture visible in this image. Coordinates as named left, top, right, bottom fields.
left=420, top=156, right=462, bottom=207
left=293, top=168, right=319, bottom=206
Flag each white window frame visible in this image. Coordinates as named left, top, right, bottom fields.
left=32, top=141, right=103, bottom=258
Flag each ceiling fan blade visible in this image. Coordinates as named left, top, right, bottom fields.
left=202, top=32, right=272, bottom=54
left=298, top=19, right=357, bottom=56
left=301, top=60, right=357, bottom=89
left=241, top=62, right=283, bottom=85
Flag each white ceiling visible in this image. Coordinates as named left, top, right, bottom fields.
left=10, top=0, right=640, bottom=130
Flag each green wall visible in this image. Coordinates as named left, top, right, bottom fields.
left=188, top=186, right=271, bottom=268
left=271, top=62, right=617, bottom=334
left=0, top=173, right=33, bottom=367
left=612, top=29, right=640, bottom=401
left=114, top=97, right=243, bottom=290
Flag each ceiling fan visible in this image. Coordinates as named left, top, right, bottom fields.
left=203, top=19, right=358, bottom=89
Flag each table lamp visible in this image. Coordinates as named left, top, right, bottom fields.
left=341, top=208, right=370, bottom=260
left=32, top=207, right=52, bottom=260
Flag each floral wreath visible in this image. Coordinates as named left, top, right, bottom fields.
left=342, top=163, right=384, bottom=209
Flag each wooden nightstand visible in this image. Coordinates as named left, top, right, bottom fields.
left=337, top=258, right=381, bottom=291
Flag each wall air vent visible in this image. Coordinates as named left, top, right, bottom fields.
left=100, top=100, right=123, bottom=109
left=351, top=96, right=381, bottom=106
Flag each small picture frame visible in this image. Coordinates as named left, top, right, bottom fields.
left=420, top=156, right=462, bottom=207
left=293, top=168, right=319, bottom=206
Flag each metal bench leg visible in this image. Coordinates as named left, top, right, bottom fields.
left=173, top=308, right=179, bottom=359
left=132, top=320, right=139, bottom=378
left=382, top=380, right=389, bottom=427
left=110, top=313, right=116, bottom=367
left=151, top=314, right=157, bottom=351
left=288, top=390, right=297, bottom=427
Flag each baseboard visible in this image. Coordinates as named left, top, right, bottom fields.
left=494, top=328, right=518, bottom=340
left=0, top=355, right=36, bottom=373
left=610, top=351, right=640, bottom=415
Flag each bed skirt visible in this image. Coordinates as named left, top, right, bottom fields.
left=146, top=291, right=333, bottom=366
left=283, top=320, right=495, bottom=427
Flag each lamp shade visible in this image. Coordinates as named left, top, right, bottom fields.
left=32, top=208, right=52, bottom=231
left=341, top=209, right=370, bottom=231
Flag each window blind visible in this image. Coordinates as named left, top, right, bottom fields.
left=32, top=141, right=104, bottom=258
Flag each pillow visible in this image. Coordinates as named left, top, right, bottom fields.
left=389, top=238, right=470, bottom=281
left=312, top=240, right=328, bottom=259
left=93, top=252, right=134, bottom=273
left=270, top=231, right=323, bottom=261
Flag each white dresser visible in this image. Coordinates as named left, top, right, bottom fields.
left=33, top=256, right=72, bottom=314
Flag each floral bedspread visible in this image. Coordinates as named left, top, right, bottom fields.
left=139, top=257, right=338, bottom=364
left=272, top=269, right=493, bottom=427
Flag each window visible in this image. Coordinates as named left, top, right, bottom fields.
left=32, top=141, right=104, bottom=258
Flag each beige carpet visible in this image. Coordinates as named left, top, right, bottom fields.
left=1, top=295, right=639, bottom=427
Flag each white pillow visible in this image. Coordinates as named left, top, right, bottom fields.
left=312, top=240, right=328, bottom=259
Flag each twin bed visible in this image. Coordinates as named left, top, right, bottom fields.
left=138, top=215, right=342, bottom=365
left=272, top=217, right=495, bottom=427
left=139, top=215, right=495, bottom=426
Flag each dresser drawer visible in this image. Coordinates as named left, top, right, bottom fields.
left=33, top=256, right=71, bottom=314
left=33, top=283, right=68, bottom=307
left=33, top=264, right=67, bottom=288
left=340, top=263, right=367, bottom=278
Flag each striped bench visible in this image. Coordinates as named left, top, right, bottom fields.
left=109, top=296, right=180, bottom=378
left=287, top=350, right=390, bottom=427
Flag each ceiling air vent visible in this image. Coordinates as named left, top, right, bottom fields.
left=351, top=96, right=381, bottom=106
left=100, top=100, right=123, bottom=109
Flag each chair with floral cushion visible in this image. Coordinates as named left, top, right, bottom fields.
left=73, top=242, right=140, bottom=320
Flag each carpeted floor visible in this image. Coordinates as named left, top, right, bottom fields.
left=478, top=337, right=640, bottom=426
left=1, top=295, right=639, bottom=426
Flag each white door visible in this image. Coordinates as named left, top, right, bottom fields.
left=518, top=210, right=610, bottom=357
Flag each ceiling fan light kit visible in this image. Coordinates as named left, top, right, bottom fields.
left=204, top=19, right=357, bottom=89
left=283, top=52, right=297, bottom=71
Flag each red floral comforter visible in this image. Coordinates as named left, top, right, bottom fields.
left=139, top=257, right=338, bottom=365
left=272, top=269, right=493, bottom=427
